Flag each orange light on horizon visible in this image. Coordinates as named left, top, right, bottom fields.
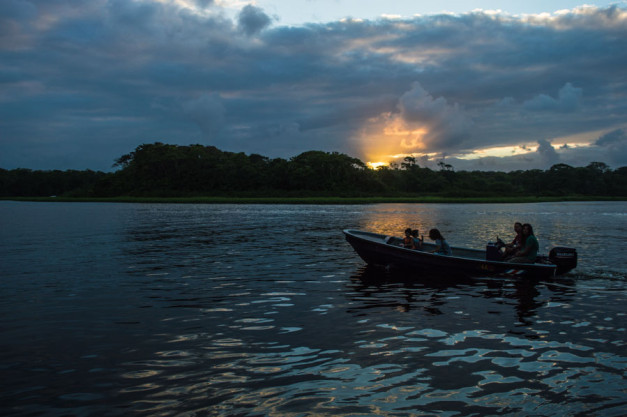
left=361, top=122, right=429, bottom=167
left=366, top=161, right=389, bottom=169
left=355, top=111, right=438, bottom=171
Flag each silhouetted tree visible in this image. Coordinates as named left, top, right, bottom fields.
left=1, top=143, right=625, bottom=198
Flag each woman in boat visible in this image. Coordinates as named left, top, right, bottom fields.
left=403, top=228, right=415, bottom=249
left=502, top=222, right=524, bottom=258
left=411, top=229, right=423, bottom=250
left=508, top=223, right=539, bottom=263
left=428, top=228, right=452, bottom=255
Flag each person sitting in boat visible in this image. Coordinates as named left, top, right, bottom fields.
left=403, top=228, right=415, bottom=249
left=428, top=228, right=452, bottom=255
left=411, top=229, right=423, bottom=250
left=508, top=223, right=539, bottom=263
left=502, top=222, right=524, bottom=258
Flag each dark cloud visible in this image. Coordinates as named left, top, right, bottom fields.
left=592, top=128, right=627, bottom=166
left=238, top=5, right=272, bottom=36
left=194, top=0, right=215, bottom=8
left=536, top=138, right=561, bottom=166
left=0, top=2, right=625, bottom=171
left=523, top=83, right=583, bottom=112
left=595, top=128, right=626, bottom=147
left=181, top=93, right=226, bottom=138
left=0, top=0, right=37, bottom=21
left=398, top=82, right=472, bottom=150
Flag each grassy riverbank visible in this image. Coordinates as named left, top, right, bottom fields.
left=3, top=195, right=625, bottom=204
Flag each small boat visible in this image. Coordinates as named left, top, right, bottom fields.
left=343, top=229, right=577, bottom=279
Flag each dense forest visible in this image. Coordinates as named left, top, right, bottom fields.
left=1, top=142, right=626, bottom=198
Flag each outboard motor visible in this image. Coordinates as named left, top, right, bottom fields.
left=549, top=247, right=578, bottom=275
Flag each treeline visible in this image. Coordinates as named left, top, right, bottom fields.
left=0, top=168, right=108, bottom=197
left=1, top=142, right=626, bottom=198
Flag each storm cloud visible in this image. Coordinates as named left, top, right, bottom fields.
left=238, top=5, right=272, bottom=36
left=0, top=1, right=625, bottom=171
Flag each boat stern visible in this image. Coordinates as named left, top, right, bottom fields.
left=549, top=247, right=578, bottom=275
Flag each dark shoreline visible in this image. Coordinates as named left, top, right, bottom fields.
left=3, top=196, right=626, bottom=204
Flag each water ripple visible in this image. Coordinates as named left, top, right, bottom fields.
left=1, top=202, right=626, bottom=416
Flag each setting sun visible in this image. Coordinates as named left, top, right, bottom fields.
left=366, top=161, right=389, bottom=169
left=357, top=113, right=431, bottom=169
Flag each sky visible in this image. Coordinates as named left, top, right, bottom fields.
left=1, top=0, right=626, bottom=172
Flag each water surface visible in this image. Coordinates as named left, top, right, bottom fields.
left=1, top=201, right=625, bottom=416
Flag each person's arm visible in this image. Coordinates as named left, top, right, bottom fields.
left=515, top=238, right=530, bottom=256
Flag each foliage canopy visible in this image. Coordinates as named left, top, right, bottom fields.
left=1, top=143, right=626, bottom=198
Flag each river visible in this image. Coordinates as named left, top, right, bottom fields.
left=1, top=201, right=625, bottom=416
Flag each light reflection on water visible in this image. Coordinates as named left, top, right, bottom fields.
left=0, top=201, right=625, bottom=416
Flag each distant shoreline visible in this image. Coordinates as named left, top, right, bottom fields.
left=3, top=196, right=626, bottom=204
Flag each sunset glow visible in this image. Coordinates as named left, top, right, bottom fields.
left=359, top=114, right=431, bottom=169
left=457, top=145, right=534, bottom=160
left=366, top=161, right=389, bottom=169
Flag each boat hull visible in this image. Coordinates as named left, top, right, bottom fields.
left=344, top=229, right=560, bottom=279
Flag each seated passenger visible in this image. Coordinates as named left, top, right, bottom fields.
left=502, top=222, right=524, bottom=258
left=402, top=228, right=415, bottom=249
left=428, top=228, right=452, bottom=255
left=508, top=223, right=539, bottom=263
left=411, top=229, right=423, bottom=250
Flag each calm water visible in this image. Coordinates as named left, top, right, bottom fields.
left=1, top=201, right=625, bottom=416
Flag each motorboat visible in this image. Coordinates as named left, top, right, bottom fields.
left=343, top=229, right=577, bottom=279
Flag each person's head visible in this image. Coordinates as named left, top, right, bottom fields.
left=405, top=227, right=412, bottom=236
left=429, top=228, right=443, bottom=240
left=522, top=223, right=534, bottom=236
left=411, top=229, right=419, bottom=237
left=514, top=222, right=523, bottom=233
